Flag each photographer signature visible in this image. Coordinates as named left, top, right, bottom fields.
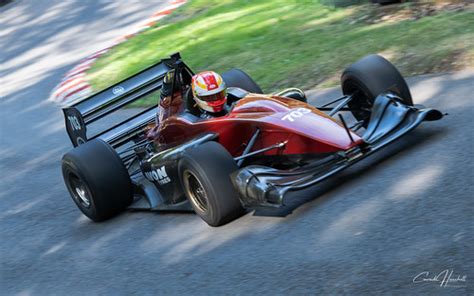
left=413, top=269, right=467, bottom=288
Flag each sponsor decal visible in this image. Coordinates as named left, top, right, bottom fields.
left=112, top=86, right=125, bottom=95
left=76, top=137, right=86, bottom=145
left=144, top=166, right=171, bottom=185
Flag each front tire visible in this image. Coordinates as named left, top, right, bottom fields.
left=341, top=54, right=412, bottom=125
left=178, top=141, right=245, bottom=226
left=61, top=139, right=133, bottom=221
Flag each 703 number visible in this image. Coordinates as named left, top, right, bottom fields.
left=281, top=108, right=311, bottom=122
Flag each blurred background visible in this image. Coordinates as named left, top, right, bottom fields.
left=83, top=0, right=473, bottom=106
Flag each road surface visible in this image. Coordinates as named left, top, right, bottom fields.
left=1, top=1, right=473, bottom=295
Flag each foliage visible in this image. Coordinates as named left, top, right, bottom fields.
left=86, top=0, right=474, bottom=106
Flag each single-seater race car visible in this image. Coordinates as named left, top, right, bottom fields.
left=61, top=53, right=443, bottom=226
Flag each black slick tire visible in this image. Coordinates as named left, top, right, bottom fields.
left=61, top=139, right=133, bottom=221
left=341, top=54, right=412, bottom=124
left=178, top=141, right=245, bottom=226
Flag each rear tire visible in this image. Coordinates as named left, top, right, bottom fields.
left=341, top=54, right=412, bottom=125
left=178, top=141, right=245, bottom=226
left=61, top=139, right=133, bottom=221
left=221, top=69, right=263, bottom=94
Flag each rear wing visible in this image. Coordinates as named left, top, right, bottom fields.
left=63, top=52, right=192, bottom=150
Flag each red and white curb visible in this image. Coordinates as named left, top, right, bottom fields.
left=49, top=0, right=187, bottom=106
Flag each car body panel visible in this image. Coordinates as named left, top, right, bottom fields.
left=154, top=95, right=363, bottom=157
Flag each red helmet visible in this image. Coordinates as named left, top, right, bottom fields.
left=191, top=71, right=227, bottom=113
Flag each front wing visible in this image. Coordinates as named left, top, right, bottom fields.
left=231, top=93, right=444, bottom=207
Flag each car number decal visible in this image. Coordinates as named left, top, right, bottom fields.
left=281, top=107, right=311, bottom=122
left=67, top=115, right=82, bottom=131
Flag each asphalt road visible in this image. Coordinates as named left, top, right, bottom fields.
left=1, top=1, right=473, bottom=295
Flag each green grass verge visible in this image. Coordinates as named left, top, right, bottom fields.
left=86, top=0, right=474, bottom=107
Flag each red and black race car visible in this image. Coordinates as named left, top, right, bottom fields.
left=61, top=53, right=443, bottom=226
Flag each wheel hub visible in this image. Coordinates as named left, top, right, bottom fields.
left=69, top=174, right=91, bottom=209
left=184, top=170, right=209, bottom=213
left=75, top=185, right=91, bottom=208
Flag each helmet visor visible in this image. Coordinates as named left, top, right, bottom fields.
left=198, top=90, right=226, bottom=102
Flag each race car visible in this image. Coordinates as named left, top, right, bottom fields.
left=61, top=53, right=443, bottom=226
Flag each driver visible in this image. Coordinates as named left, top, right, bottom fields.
left=191, top=71, right=228, bottom=119
left=147, top=70, right=229, bottom=140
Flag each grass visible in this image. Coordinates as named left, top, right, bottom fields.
left=86, top=0, right=474, bottom=107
